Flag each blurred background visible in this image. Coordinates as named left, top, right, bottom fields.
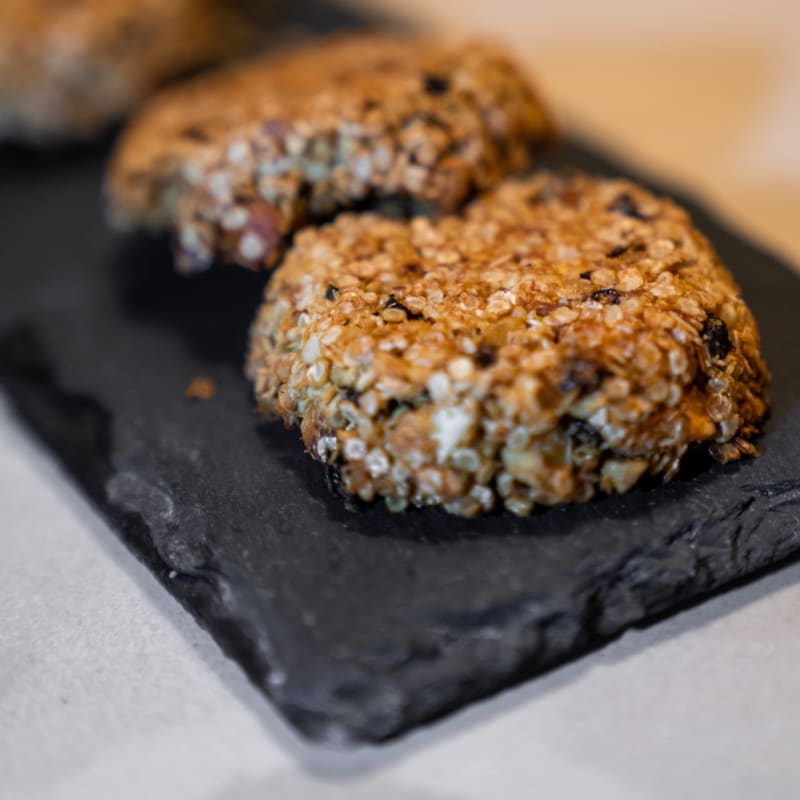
left=349, top=0, right=800, bottom=266
left=2, top=0, right=797, bottom=264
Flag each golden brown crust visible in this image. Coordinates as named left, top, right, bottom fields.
left=106, top=35, right=556, bottom=271
left=0, top=0, right=255, bottom=142
left=247, top=171, right=770, bottom=517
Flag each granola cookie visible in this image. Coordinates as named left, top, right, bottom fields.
left=247, top=171, right=769, bottom=517
left=0, top=0, right=258, bottom=143
left=107, top=35, right=555, bottom=272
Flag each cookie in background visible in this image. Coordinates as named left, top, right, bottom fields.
left=0, top=0, right=272, bottom=144
left=107, top=34, right=556, bottom=272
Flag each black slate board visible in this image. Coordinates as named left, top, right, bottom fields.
left=2, top=66, right=800, bottom=746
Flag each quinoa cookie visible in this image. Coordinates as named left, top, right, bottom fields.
left=106, top=35, right=555, bottom=272
left=0, top=0, right=257, bottom=143
left=247, top=171, right=769, bottom=517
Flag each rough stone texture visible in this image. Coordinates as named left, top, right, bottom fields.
left=1, top=133, right=799, bottom=744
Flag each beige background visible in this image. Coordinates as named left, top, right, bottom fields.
left=352, top=0, right=800, bottom=266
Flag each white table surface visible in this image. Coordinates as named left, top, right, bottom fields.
left=4, top=1, right=800, bottom=797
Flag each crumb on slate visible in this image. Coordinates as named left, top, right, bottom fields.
left=185, top=376, right=217, bottom=401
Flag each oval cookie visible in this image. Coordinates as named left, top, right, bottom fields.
left=247, top=172, right=769, bottom=516
left=107, top=35, right=555, bottom=271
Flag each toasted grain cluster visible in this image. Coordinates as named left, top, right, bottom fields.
left=247, top=172, right=769, bottom=517
left=0, top=0, right=257, bottom=143
left=107, top=35, right=555, bottom=272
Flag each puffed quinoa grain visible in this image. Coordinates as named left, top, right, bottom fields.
left=107, top=34, right=555, bottom=272
left=247, top=171, right=769, bottom=516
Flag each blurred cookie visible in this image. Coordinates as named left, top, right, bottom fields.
left=107, top=35, right=555, bottom=271
left=247, top=171, right=769, bottom=517
left=0, top=0, right=257, bottom=143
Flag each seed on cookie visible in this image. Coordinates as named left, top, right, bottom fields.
left=0, top=0, right=260, bottom=143
left=107, top=34, right=556, bottom=272
left=247, top=171, right=769, bottom=517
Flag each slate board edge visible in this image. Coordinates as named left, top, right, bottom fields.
left=4, top=357, right=800, bottom=747
left=2, top=135, right=800, bottom=746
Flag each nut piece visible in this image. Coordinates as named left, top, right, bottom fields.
left=107, top=34, right=556, bottom=271
left=247, top=171, right=769, bottom=517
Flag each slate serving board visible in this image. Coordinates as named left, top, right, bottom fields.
left=2, top=37, right=800, bottom=746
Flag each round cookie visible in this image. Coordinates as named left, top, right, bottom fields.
left=107, top=35, right=555, bottom=272
left=0, top=0, right=258, bottom=143
left=247, top=171, right=769, bottom=517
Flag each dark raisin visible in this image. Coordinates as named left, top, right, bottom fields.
left=385, top=294, right=423, bottom=320
left=384, top=295, right=405, bottom=310
left=591, top=288, right=620, bottom=304
left=385, top=398, right=412, bottom=416
left=701, top=313, right=732, bottom=359
left=475, top=344, right=497, bottom=368
left=180, top=125, right=210, bottom=143
left=579, top=270, right=592, bottom=280
left=323, top=464, right=364, bottom=511
left=607, top=193, right=649, bottom=221
left=560, top=359, right=604, bottom=393
left=404, top=262, right=423, bottom=274
left=325, top=284, right=339, bottom=301
left=423, top=74, right=450, bottom=95
left=560, top=189, right=580, bottom=207
left=566, top=418, right=603, bottom=447
left=607, top=244, right=629, bottom=258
